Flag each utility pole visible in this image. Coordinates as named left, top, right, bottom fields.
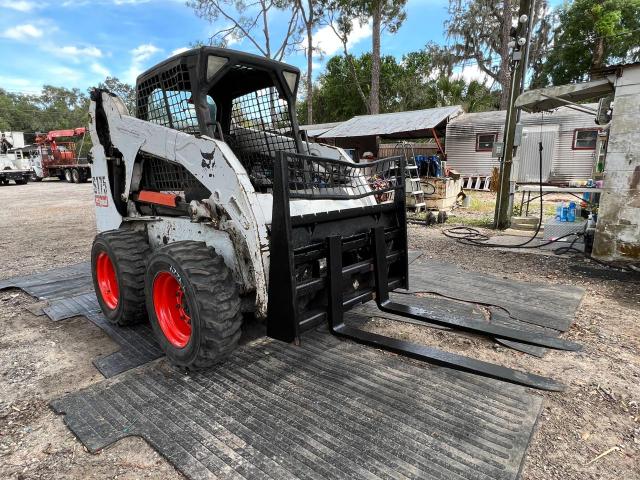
left=493, top=0, right=534, bottom=229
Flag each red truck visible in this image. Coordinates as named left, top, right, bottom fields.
left=31, top=128, right=92, bottom=182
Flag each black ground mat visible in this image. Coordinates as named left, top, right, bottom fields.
left=52, top=329, right=542, bottom=480
left=84, top=312, right=164, bottom=378
left=43, top=292, right=101, bottom=321
left=1, top=264, right=162, bottom=378
left=0, top=262, right=92, bottom=300
left=409, top=260, right=584, bottom=332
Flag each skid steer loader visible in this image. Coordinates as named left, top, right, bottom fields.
left=88, top=47, right=579, bottom=390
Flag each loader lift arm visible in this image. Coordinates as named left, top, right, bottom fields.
left=267, top=152, right=579, bottom=391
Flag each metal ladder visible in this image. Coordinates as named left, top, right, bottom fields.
left=398, top=142, right=426, bottom=213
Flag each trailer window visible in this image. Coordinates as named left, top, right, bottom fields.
left=476, top=133, right=496, bottom=152
left=573, top=129, right=598, bottom=150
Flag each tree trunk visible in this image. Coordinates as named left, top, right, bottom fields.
left=306, top=21, right=313, bottom=124
left=370, top=0, right=382, bottom=115
left=591, top=36, right=606, bottom=74
left=498, top=0, right=513, bottom=110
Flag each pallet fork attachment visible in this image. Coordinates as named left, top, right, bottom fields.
left=267, top=152, right=578, bottom=391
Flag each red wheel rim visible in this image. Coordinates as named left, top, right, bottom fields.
left=96, top=251, right=119, bottom=310
left=153, top=272, right=191, bottom=348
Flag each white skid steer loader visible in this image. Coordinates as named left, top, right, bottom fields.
left=88, top=47, right=579, bottom=389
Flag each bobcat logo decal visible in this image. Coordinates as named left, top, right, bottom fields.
left=200, top=148, right=216, bottom=169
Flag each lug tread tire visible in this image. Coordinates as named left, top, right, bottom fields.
left=146, top=241, right=242, bottom=369
left=92, top=230, right=150, bottom=326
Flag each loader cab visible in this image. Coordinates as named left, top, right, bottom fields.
left=135, top=47, right=305, bottom=191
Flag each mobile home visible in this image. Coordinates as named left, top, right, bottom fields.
left=445, top=106, right=600, bottom=184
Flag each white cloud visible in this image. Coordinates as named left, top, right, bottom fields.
left=0, top=1, right=37, bottom=12
left=56, top=45, right=103, bottom=58
left=2, top=24, right=43, bottom=40
left=0, top=75, right=43, bottom=93
left=453, top=64, right=490, bottom=85
left=312, top=20, right=372, bottom=58
left=91, top=62, right=110, bottom=78
left=131, top=43, right=161, bottom=63
left=125, top=43, right=162, bottom=83
left=49, top=66, right=82, bottom=82
left=171, top=47, right=189, bottom=56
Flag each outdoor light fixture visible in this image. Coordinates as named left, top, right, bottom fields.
left=206, top=55, right=228, bottom=81
left=282, top=71, right=298, bottom=95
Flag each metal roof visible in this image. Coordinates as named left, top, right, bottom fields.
left=298, top=121, right=343, bottom=138
left=319, top=106, right=464, bottom=139
left=515, top=79, right=613, bottom=112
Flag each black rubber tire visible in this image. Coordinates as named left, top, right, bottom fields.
left=14, top=177, right=28, bottom=185
left=71, top=168, right=81, bottom=183
left=91, top=230, right=151, bottom=326
left=145, top=241, right=242, bottom=369
left=57, top=174, right=65, bottom=181
left=64, top=169, right=72, bottom=182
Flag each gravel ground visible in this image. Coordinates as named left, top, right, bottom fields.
left=0, top=181, right=638, bottom=479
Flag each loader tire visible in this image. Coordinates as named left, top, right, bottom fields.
left=145, top=241, right=242, bottom=369
left=71, top=168, right=81, bottom=183
left=91, top=230, right=151, bottom=326
left=64, top=169, right=72, bottom=182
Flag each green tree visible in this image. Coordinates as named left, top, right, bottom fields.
left=533, top=0, right=640, bottom=86
left=299, top=51, right=498, bottom=124
left=320, top=0, right=407, bottom=114
left=97, top=77, right=136, bottom=115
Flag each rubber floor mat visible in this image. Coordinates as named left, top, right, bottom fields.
left=43, top=292, right=102, bottom=321
left=409, top=260, right=584, bottom=332
left=1, top=264, right=162, bottom=378
left=52, top=329, right=542, bottom=480
left=84, top=312, right=164, bottom=378
left=0, top=262, right=93, bottom=300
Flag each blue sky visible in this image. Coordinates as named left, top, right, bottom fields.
left=0, top=0, right=561, bottom=94
left=0, top=0, right=458, bottom=94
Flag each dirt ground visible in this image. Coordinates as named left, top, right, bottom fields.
left=0, top=181, right=638, bottom=480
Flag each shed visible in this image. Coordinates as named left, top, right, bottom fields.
left=318, top=106, right=464, bottom=160
left=445, top=106, right=600, bottom=184
left=298, top=122, right=343, bottom=139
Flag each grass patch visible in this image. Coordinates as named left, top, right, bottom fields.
left=452, top=216, right=494, bottom=228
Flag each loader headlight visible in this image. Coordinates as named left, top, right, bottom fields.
left=282, top=71, right=298, bottom=95
left=207, top=55, right=228, bottom=81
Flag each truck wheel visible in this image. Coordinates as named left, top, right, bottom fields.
left=14, top=177, right=28, bottom=185
left=91, top=230, right=151, bottom=326
left=145, top=241, right=242, bottom=369
left=0, top=178, right=8, bottom=185
left=71, top=168, right=81, bottom=183
left=57, top=174, right=65, bottom=181
left=64, top=169, right=72, bottom=182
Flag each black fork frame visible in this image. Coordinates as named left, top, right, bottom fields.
left=266, top=152, right=575, bottom=391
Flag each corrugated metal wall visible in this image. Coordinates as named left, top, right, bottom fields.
left=445, top=107, right=597, bottom=184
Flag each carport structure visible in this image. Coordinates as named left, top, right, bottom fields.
left=318, top=106, right=464, bottom=160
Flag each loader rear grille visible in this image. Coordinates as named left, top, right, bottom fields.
left=140, top=153, right=201, bottom=192
left=283, top=154, right=403, bottom=201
